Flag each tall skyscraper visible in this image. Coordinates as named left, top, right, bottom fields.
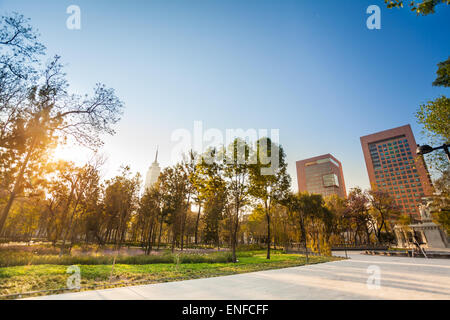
left=144, top=148, right=161, bottom=191
left=296, top=154, right=347, bottom=198
left=360, top=124, right=433, bottom=218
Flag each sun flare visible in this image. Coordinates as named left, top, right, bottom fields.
left=50, top=144, right=92, bottom=165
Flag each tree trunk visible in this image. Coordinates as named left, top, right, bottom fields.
left=157, top=213, right=163, bottom=250
left=266, top=213, right=271, bottom=260
left=231, top=207, right=239, bottom=263
left=265, top=199, right=271, bottom=260
left=171, top=227, right=176, bottom=253
left=0, top=143, right=35, bottom=233
left=180, top=194, right=191, bottom=251
left=180, top=211, right=186, bottom=251
left=377, top=217, right=385, bottom=244
left=366, top=227, right=371, bottom=245
left=300, top=216, right=308, bottom=264
left=60, top=196, right=81, bottom=255
left=304, top=235, right=309, bottom=264
left=194, top=204, right=201, bottom=245
left=317, top=233, right=321, bottom=255
left=146, top=220, right=154, bottom=255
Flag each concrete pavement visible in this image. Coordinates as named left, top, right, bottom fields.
left=28, top=252, right=450, bottom=300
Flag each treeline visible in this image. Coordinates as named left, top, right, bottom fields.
left=0, top=136, right=404, bottom=261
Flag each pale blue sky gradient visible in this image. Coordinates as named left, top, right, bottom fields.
left=1, top=0, right=449, bottom=191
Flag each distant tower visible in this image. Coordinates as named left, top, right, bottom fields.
left=296, top=153, right=347, bottom=198
left=145, top=147, right=161, bottom=191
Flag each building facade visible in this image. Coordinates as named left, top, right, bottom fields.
left=360, top=124, right=433, bottom=218
left=296, top=154, right=347, bottom=198
left=144, top=149, right=161, bottom=191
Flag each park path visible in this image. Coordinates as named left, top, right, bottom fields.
left=28, top=252, right=450, bottom=300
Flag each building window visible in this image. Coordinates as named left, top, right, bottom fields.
left=323, top=174, right=339, bottom=187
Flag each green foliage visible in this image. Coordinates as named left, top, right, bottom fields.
left=103, top=166, right=141, bottom=249
left=195, top=150, right=227, bottom=246
left=284, top=192, right=336, bottom=255
left=385, top=0, right=450, bottom=15
left=416, top=96, right=450, bottom=173
left=157, top=164, right=189, bottom=250
left=221, top=138, right=252, bottom=262
left=177, top=252, right=232, bottom=264
left=434, top=208, right=450, bottom=234
left=433, top=57, right=450, bottom=87
left=202, top=199, right=224, bottom=245
left=244, top=206, right=267, bottom=243
left=417, top=96, right=450, bottom=143
left=249, top=138, right=291, bottom=259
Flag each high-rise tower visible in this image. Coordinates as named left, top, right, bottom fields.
left=144, top=147, right=161, bottom=191
left=296, top=154, right=347, bottom=198
left=360, top=124, right=433, bottom=218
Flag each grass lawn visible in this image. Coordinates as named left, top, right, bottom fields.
left=0, top=251, right=341, bottom=299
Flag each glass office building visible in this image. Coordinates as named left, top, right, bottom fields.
left=360, top=124, right=433, bottom=218
left=296, top=154, right=347, bottom=198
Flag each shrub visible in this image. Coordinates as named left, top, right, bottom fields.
left=237, top=244, right=266, bottom=251
left=177, top=252, right=233, bottom=264
left=0, top=249, right=234, bottom=267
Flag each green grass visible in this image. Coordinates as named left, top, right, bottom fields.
left=0, top=251, right=340, bottom=299
left=0, top=249, right=234, bottom=267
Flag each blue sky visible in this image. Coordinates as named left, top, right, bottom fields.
left=1, top=0, right=449, bottom=191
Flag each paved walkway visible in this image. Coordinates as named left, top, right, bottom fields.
left=29, top=252, right=450, bottom=300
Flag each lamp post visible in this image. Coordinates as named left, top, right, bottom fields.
left=416, top=144, right=450, bottom=162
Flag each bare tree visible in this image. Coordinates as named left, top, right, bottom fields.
left=0, top=56, right=123, bottom=233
